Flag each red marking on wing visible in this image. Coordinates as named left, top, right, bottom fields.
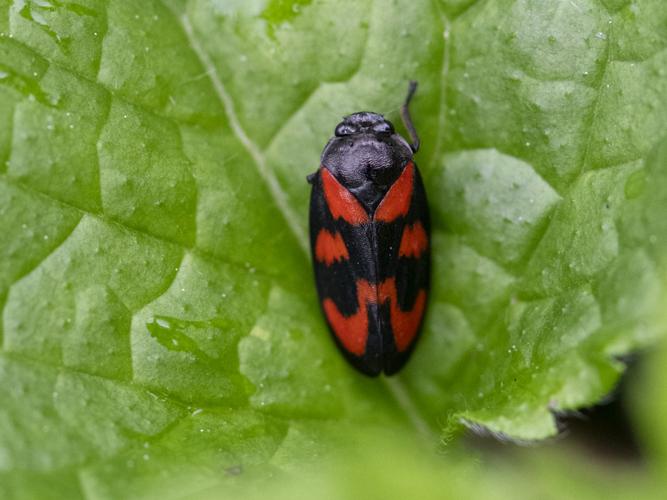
left=380, top=278, right=427, bottom=352
left=398, top=221, right=429, bottom=258
left=321, top=168, right=369, bottom=225
left=323, top=277, right=426, bottom=356
left=323, top=280, right=376, bottom=356
left=315, top=229, right=350, bottom=265
left=375, top=162, right=414, bottom=222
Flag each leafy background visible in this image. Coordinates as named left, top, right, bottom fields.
left=1, top=0, right=667, bottom=498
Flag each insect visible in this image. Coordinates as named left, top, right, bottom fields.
left=307, top=81, right=430, bottom=376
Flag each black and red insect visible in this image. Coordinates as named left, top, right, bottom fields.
left=307, top=81, right=430, bottom=376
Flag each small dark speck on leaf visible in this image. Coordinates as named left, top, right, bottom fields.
left=225, top=464, right=243, bottom=476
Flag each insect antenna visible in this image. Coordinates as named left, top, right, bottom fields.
left=400, top=80, right=420, bottom=153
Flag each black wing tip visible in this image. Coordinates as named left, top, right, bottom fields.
left=332, top=340, right=383, bottom=377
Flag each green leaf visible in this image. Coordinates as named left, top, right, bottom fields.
left=1, top=0, right=667, bottom=497
left=633, top=339, right=667, bottom=476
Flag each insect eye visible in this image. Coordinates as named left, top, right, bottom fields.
left=335, top=123, right=356, bottom=136
left=373, top=122, right=394, bottom=134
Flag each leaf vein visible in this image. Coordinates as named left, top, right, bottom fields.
left=429, top=5, right=451, bottom=170
left=173, top=9, right=310, bottom=255
left=0, top=176, right=292, bottom=287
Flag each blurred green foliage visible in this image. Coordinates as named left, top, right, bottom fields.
left=1, top=0, right=667, bottom=498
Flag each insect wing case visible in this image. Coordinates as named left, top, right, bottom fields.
left=309, top=111, right=430, bottom=376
